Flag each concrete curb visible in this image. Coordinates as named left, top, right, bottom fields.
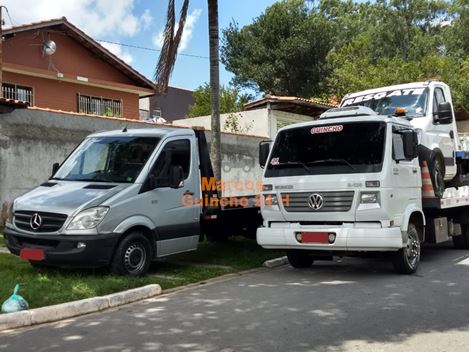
left=263, top=256, right=288, bottom=268
left=0, top=284, right=161, bottom=331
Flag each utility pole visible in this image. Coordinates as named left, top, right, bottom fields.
left=0, top=5, right=3, bottom=98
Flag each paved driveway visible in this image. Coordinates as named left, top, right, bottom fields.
left=1, top=243, right=468, bottom=352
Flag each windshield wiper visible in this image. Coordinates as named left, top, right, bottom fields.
left=274, top=161, right=312, bottom=173
left=307, top=159, right=357, bottom=171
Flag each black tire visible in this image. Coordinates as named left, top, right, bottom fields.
left=453, top=223, right=469, bottom=249
left=430, top=155, right=446, bottom=198
left=392, top=223, right=421, bottom=274
left=287, top=250, right=314, bottom=268
left=109, top=232, right=152, bottom=276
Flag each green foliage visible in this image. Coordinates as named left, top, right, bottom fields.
left=187, top=83, right=251, bottom=118
left=222, top=0, right=335, bottom=96
left=0, top=238, right=282, bottom=308
left=221, top=0, right=469, bottom=109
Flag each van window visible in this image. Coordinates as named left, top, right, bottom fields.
left=151, top=139, right=191, bottom=186
left=392, top=132, right=406, bottom=160
left=433, top=87, right=446, bottom=114
left=54, top=136, right=160, bottom=183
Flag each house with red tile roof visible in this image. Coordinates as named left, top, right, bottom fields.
left=2, top=17, right=155, bottom=120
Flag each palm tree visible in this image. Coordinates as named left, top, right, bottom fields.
left=155, top=0, right=221, bottom=181
left=154, top=0, right=189, bottom=95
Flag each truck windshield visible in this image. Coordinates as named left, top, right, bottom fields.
left=265, top=121, right=386, bottom=177
left=341, top=88, right=428, bottom=117
left=53, top=136, right=160, bottom=183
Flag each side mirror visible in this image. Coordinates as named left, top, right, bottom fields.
left=169, top=165, right=184, bottom=189
left=402, top=131, right=418, bottom=160
left=52, top=162, right=60, bottom=176
left=259, top=140, right=271, bottom=168
left=436, top=102, right=452, bottom=124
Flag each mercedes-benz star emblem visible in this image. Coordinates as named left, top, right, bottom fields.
left=307, top=194, right=324, bottom=210
left=30, top=213, right=42, bottom=230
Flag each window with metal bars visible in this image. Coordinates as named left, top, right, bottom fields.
left=77, top=93, right=122, bottom=117
left=2, top=83, right=33, bottom=104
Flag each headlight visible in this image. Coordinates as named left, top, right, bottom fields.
left=67, top=207, right=109, bottom=230
left=263, top=194, right=279, bottom=206
left=360, top=192, right=380, bottom=204
left=5, top=203, right=14, bottom=224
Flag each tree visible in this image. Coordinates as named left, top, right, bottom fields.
left=221, top=0, right=468, bottom=109
left=154, top=0, right=190, bottom=95
left=221, top=0, right=336, bottom=97
left=187, top=83, right=251, bottom=117
left=325, top=0, right=468, bottom=108
left=155, top=0, right=222, bottom=181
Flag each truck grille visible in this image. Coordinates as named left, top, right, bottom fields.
left=14, top=211, right=68, bottom=233
left=281, top=191, right=355, bottom=212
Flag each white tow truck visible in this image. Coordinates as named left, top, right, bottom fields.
left=257, top=81, right=468, bottom=274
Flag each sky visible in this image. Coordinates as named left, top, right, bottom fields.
left=3, top=0, right=279, bottom=91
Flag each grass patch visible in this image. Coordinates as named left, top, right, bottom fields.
left=0, top=227, right=4, bottom=247
left=0, top=237, right=283, bottom=309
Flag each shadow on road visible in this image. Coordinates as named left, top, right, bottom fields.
left=1, top=242, right=468, bottom=352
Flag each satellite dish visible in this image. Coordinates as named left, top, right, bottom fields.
left=42, top=40, right=56, bottom=56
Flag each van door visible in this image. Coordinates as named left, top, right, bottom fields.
left=141, top=137, right=200, bottom=257
left=431, top=85, right=456, bottom=179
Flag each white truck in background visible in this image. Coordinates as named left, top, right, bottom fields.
left=341, top=81, right=468, bottom=197
left=257, top=81, right=468, bottom=274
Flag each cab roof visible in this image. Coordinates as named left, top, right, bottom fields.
left=89, top=127, right=194, bottom=138
left=344, top=81, right=448, bottom=99
left=277, top=114, right=413, bottom=134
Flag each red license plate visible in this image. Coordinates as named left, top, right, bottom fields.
left=298, top=232, right=329, bottom=244
left=20, top=248, right=45, bottom=261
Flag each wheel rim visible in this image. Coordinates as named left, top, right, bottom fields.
left=405, top=230, right=420, bottom=269
left=124, top=243, right=146, bottom=274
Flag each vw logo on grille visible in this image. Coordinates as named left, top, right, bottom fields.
left=307, top=194, right=324, bottom=210
left=30, top=213, right=43, bottom=230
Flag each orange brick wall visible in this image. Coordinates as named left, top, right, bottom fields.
left=4, top=31, right=136, bottom=85
left=2, top=30, right=149, bottom=119
left=4, top=72, right=139, bottom=119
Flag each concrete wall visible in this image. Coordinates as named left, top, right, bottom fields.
left=173, top=108, right=313, bottom=138
left=0, top=108, right=264, bottom=224
left=174, top=109, right=269, bottom=137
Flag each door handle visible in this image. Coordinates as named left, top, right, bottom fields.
left=450, top=131, right=454, bottom=139
left=184, top=190, right=194, bottom=196
left=413, top=168, right=418, bottom=174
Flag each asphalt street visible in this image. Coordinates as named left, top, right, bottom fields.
left=1, top=242, right=468, bottom=352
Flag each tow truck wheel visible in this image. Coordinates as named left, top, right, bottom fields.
left=392, top=223, right=421, bottom=274
left=287, top=250, right=314, bottom=268
left=452, top=223, right=469, bottom=249
left=430, top=155, right=446, bottom=198
left=110, top=232, right=151, bottom=276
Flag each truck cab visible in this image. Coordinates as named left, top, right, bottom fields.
left=5, top=127, right=202, bottom=276
left=340, top=81, right=466, bottom=197
left=257, top=106, right=468, bottom=274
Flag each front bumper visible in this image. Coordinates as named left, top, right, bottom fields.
left=4, top=227, right=119, bottom=267
left=257, top=223, right=404, bottom=252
